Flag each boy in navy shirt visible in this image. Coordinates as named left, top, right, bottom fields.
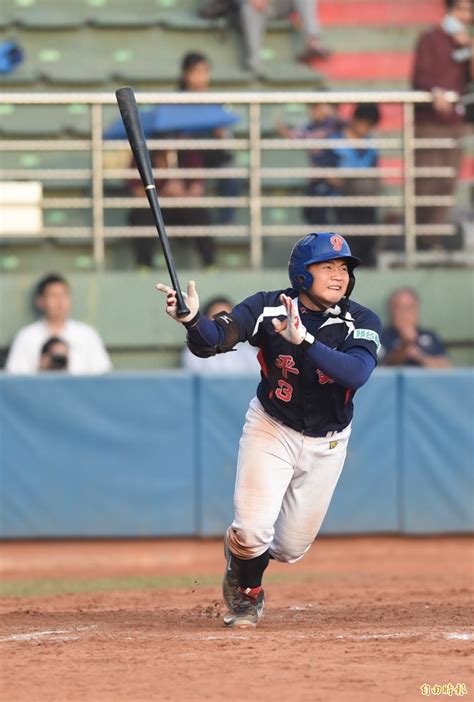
left=157, top=232, right=382, bottom=627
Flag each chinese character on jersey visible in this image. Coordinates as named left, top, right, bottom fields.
left=275, top=355, right=300, bottom=379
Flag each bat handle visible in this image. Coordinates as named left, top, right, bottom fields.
left=167, top=263, right=189, bottom=318
left=175, top=291, right=190, bottom=318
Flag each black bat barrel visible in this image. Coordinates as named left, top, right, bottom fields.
left=115, top=86, right=190, bottom=317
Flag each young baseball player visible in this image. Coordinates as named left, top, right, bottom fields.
left=157, top=232, right=381, bottom=628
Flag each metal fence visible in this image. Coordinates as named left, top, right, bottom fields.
left=0, top=90, right=466, bottom=268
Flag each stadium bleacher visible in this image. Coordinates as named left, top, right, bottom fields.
left=0, top=0, right=443, bottom=92
left=0, top=0, right=472, bottom=367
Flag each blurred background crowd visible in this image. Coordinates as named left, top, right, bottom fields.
left=0, top=0, right=472, bottom=371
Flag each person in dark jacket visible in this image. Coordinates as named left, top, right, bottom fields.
left=412, top=0, right=472, bottom=247
left=380, top=288, right=451, bottom=368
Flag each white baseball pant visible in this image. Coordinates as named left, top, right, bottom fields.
left=226, top=397, right=351, bottom=563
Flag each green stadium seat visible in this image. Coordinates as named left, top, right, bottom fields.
left=155, top=0, right=201, bottom=11
left=41, top=56, right=109, bottom=85
left=0, top=241, right=98, bottom=274
left=209, top=65, right=254, bottom=85
left=0, top=150, right=92, bottom=195
left=0, top=14, right=15, bottom=29
left=90, top=11, right=161, bottom=28
left=260, top=61, right=325, bottom=86
left=324, top=25, right=419, bottom=53
left=44, top=207, right=92, bottom=228
left=0, top=104, right=70, bottom=136
left=111, top=61, right=177, bottom=85
left=0, top=65, right=40, bottom=85
left=16, top=9, right=86, bottom=29
left=265, top=17, right=293, bottom=31
left=64, top=103, right=93, bottom=137
left=157, top=10, right=228, bottom=31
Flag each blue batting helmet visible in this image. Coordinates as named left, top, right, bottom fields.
left=288, top=232, right=361, bottom=298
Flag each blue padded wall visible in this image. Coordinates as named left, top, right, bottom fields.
left=1, top=370, right=472, bottom=538
left=0, top=374, right=196, bottom=537
left=321, top=370, right=399, bottom=533
left=198, top=371, right=399, bottom=536
left=400, top=370, right=474, bottom=533
left=197, top=374, right=258, bottom=536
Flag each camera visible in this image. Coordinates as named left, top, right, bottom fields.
left=48, top=353, right=68, bottom=370
left=39, top=337, right=69, bottom=372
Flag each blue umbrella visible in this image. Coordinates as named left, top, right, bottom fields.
left=104, top=103, right=239, bottom=139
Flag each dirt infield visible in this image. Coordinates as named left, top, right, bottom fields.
left=0, top=537, right=473, bottom=702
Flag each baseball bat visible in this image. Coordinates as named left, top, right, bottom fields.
left=115, top=86, right=190, bottom=317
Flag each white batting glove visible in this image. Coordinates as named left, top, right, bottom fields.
left=155, top=280, right=199, bottom=324
left=272, top=294, right=315, bottom=347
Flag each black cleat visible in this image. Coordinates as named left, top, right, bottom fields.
left=223, top=587, right=265, bottom=628
left=222, top=542, right=240, bottom=611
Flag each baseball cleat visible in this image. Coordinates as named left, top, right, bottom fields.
left=222, top=542, right=240, bottom=611
left=223, top=587, right=265, bottom=628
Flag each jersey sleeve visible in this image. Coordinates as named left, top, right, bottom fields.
left=341, top=308, right=383, bottom=361
left=229, top=291, right=267, bottom=345
left=185, top=291, right=267, bottom=355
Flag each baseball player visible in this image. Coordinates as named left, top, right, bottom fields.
left=157, top=232, right=382, bottom=628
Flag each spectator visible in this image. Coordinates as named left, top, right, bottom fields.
left=177, top=51, right=211, bottom=92
left=127, top=147, right=214, bottom=269
left=276, top=100, right=343, bottom=141
left=379, top=288, right=451, bottom=368
left=179, top=51, right=242, bottom=227
left=182, top=296, right=258, bottom=372
left=303, top=103, right=381, bottom=266
left=38, top=337, right=69, bottom=372
left=5, top=274, right=112, bottom=374
left=412, top=0, right=472, bottom=249
left=239, top=0, right=330, bottom=75
left=277, top=100, right=344, bottom=227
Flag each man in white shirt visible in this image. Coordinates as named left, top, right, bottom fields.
left=5, top=274, right=112, bottom=375
left=182, top=296, right=258, bottom=374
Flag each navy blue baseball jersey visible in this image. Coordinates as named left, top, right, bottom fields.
left=222, top=288, right=382, bottom=437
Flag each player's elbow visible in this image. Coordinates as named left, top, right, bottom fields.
left=349, top=376, right=366, bottom=390
left=187, top=339, right=217, bottom=358
left=345, top=366, right=374, bottom=390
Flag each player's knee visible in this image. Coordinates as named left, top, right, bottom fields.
left=270, top=541, right=311, bottom=564
left=226, top=526, right=271, bottom=559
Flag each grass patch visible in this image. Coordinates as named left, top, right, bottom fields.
left=0, top=571, right=319, bottom=599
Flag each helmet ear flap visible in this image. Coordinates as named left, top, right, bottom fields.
left=293, top=273, right=309, bottom=290
left=345, top=272, right=356, bottom=298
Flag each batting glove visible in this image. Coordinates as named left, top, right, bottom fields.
left=156, top=280, right=199, bottom=324
left=272, top=294, right=315, bottom=348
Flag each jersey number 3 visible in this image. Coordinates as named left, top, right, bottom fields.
left=275, top=379, right=293, bottom=402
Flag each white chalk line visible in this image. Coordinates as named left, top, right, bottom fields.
left=0, top=625, right=96, bottom=643
left=1, top=626, right=472, bottom=645
left=288, top=605, right=315, bottom=611
left=444, top=632, right=474, bottom=641
left=198, top=631, right=474, bottom=643
left=118, top=630, right=474, bottom=643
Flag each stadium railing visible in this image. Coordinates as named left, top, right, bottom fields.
left=0, top=89, right=467, bottom=269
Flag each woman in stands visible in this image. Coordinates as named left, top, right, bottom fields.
left=179, top=52, right=242, bottom=230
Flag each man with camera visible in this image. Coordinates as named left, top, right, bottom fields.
left=5, top=274, right=111, bottom=375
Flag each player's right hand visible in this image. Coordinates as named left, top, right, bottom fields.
left=155, top=280, right=199, bottom=324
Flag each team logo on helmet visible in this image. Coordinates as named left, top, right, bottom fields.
left=330, top=235, right=344, bottom=252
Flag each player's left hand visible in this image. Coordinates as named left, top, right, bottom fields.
left=156, top=280, right=199, bottom=324
left=272, top=294, right=314, bottom=346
